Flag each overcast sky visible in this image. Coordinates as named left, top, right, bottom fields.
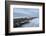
left=13, top=8, right=39, bottom=17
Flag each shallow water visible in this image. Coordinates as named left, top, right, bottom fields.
left=21, top=18, right=39, bottom=27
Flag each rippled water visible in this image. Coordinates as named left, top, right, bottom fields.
left=21, top=18, right=39, bottom=27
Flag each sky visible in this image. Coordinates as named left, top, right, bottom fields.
left=13, top=8, right=39, bottom=17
